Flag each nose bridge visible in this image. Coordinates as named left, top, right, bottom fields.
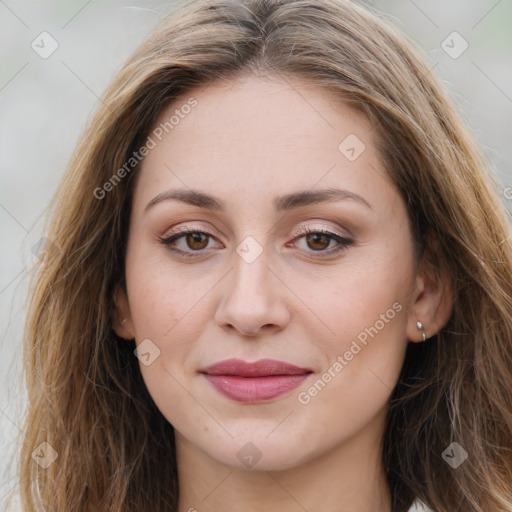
left=229, top=238, right=276, bottom=307
left=214, top=235, right=290, bottom=335
left=230, top=226, right=273, bottom=289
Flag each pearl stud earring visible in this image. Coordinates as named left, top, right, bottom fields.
left=416, top=320, right=426, bottom=342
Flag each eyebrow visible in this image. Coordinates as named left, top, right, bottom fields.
left=144, top=187, right=373, bottom=214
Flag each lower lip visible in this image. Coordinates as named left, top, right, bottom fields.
left=203, top=374, right=310, bottom=403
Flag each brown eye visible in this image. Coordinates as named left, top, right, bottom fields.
left=305, top=232, right=331, bottom=251
left=159, top=228, right=221, bottom=257
left=290, top=227, right=354, bottom=257
left=185, top=232, right=209, bottom=250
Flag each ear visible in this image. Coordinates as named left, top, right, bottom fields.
left=406, top=233, right=453, bottom=343
left=112, top=285, right=135, bottom=340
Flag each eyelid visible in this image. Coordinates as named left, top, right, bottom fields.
left=159, top=221, right=354, bottom=259
left=290, top=222, right=352, bottom=240
left=161, top=222, right=222, bottom=240
left=160, top=221, right=350, bottom=244
left=158, top=227, right=222, bottom=259
left=287, top=225, right=354, bottom=257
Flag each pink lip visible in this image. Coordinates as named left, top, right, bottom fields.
left=200, top=358, right=312, bottom=403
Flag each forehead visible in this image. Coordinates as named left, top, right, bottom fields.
left=132, top=74, right=395, bottom=215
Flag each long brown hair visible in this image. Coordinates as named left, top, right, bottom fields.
left=15, top=0, right=512, bottom=511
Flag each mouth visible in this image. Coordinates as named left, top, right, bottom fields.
left=199, top=358, right=313, bottom=403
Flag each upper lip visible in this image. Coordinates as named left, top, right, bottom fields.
left=200, top=358, right=312, bottom=377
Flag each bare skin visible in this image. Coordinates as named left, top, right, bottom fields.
left=114, top=74, right=452, bottom=512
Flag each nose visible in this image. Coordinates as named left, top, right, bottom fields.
left=214, top=246, right=291, bottom=337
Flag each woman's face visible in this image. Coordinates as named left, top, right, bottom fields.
left=115, top=74, right=424, bottom=471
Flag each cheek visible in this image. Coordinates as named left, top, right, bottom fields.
left=312, top=279, right=407, bottom=395
left=124, top=252, right=216, bottom=425
left=292, top=270, right=409, bottom=453
left=125, top=245, right=217, bottom=341
left=293, top=240, right=412, bottom=411
left=299, top=239, right=412, bottom=351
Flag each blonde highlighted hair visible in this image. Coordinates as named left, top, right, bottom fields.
left=15, top=0, right=512, bottom=511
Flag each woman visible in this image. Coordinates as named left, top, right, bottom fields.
left=16, top=0, right=512, bottom=511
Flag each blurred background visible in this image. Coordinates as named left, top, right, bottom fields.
left=1, top=0, right=511, bottom=509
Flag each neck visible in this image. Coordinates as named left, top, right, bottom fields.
left=176, top=409, right=392, bottom=512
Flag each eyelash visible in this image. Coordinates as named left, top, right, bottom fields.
left=158, top=225, right=354, bottom=259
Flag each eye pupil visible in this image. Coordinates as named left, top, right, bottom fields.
left=187, top=232, right=208, bottom=250
left=306, top=233, right=330, bottom=251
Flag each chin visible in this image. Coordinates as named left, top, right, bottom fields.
left=195, top=428, right=323, bottom=472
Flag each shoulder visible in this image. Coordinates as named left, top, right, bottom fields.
left=408, top=499, right=434, bottom=512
